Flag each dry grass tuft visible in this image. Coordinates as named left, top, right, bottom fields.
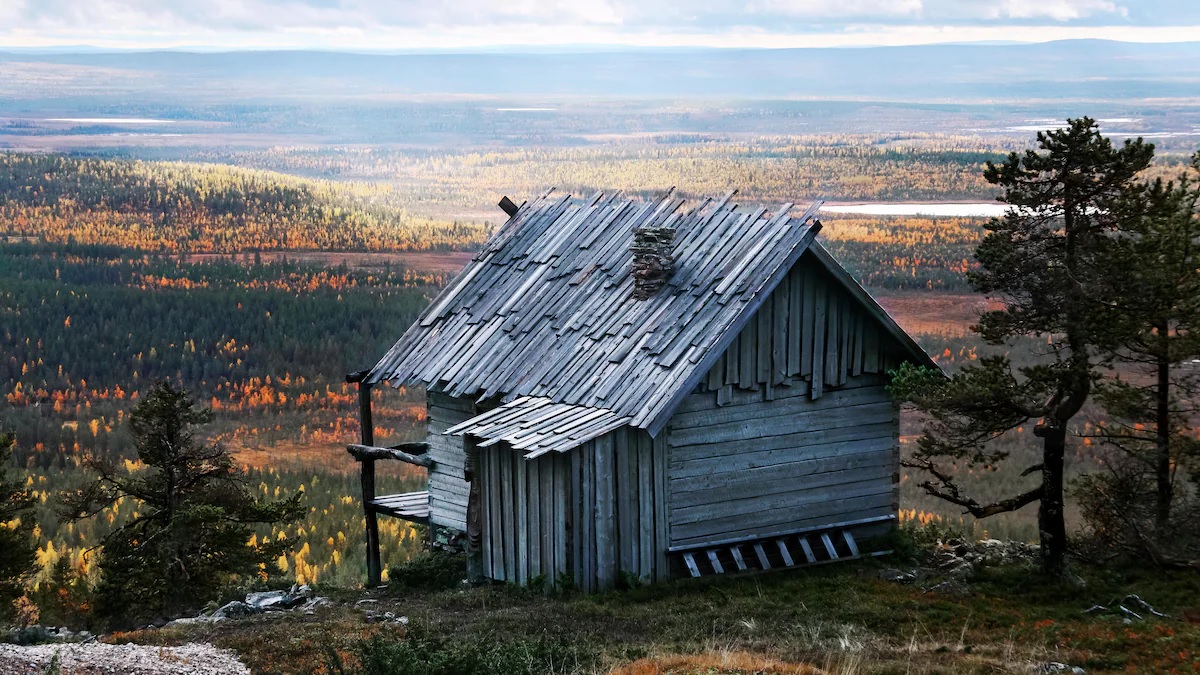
left=611, top=650, right=828, bottom=675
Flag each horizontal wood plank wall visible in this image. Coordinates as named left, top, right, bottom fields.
left=480, top=444, right=573, bottom=588
left=572, top=427, right=668, bottom=592
left=698, top=250, right=903, bottom=402
left=665, top=252, right=903, bottom=549
left=666, top=376, right=898, bottom=547
left=426, top=391, right=474, bottom=532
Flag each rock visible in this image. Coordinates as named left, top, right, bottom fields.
left=3, top=624, right=93, bottom=645
left=213, top=600, right=259, bottom=619
left=301, top=597, right=335, bottom=615
left=14, top=625, right=54, bottom=645
left=1121, top=594, right=1167, bottom=618
left=926, top=579, right=970, bottom=596
left=1030, top=662, right=1085, bottom=674
left=1082, top=593, right=1168, bottom=622
left=165, top=616, right=224, bottom=628
left=246, top=590, right=289, bottom=610
left=929, top=538, right=1038, bottom=573
left=949, top=562, right=976, bottom=578
left=0, top=641, right=252, bottom=674
left=879, top=567, right=917, bottom=583
left=365, top=611, right=409, bottom=625
left=246, top=589, right=307, bottom=611
left=166, top=589, right=326, bottom=625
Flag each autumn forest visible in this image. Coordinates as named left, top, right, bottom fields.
left=1, top=102, right=1198, bottom=635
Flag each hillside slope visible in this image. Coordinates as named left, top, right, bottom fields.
left=0, top=153, right=489, bottom=252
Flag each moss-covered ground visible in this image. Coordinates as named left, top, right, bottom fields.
left=113, top=555, right=1200, bottom=674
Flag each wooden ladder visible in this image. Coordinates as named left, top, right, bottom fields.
left=672, top=519, right=891, bottom=579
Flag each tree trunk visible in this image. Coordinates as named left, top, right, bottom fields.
left=1039, top=427, right=1069, bottom=576
left=1154, top=324, right=1173, bottom=533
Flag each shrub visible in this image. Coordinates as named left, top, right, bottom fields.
left=386, top=552, right=466, bottom=593
left=352, top=631, right=595, bottom=675
left=1071, top=467, right=1200, bottom=564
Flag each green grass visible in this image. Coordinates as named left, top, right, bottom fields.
left=116, top=557, right=1200, bottom=674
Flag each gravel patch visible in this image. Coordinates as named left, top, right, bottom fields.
left=0, top=641, right=250, bottom=674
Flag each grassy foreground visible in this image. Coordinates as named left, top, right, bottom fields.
left=114, top=555, right=1200, bottom=674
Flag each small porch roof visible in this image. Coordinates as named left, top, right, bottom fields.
left=445, top=396, right=631, bottom=459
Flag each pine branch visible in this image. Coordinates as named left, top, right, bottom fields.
left=903, top=457, right=1045, bottom=518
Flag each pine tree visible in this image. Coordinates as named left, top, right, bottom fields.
left=66, top=381, right=304, bottom=626
left=1076, top=151, right=1200, bottom=561
left=0, top=433, right=37, bottom=621
left=891, top=118, right=1155, bottom=575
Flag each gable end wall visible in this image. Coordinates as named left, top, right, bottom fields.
left=664, top=255, right=903, bottom=548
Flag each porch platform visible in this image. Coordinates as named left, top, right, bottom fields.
left=369, top=490, right=430, bottom=524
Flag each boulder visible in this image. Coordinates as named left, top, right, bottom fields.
left=246, top=589, right=307, bottom=611
left=213, top=600, right=259, bottom=619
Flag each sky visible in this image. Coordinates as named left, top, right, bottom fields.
left=1, top=0, right=1198, bottom=50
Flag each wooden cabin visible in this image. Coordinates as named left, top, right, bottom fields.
left=347, top=190, right=936, bottom=590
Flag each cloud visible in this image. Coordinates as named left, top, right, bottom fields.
left=983, top=0, right=1124, bottom=21
left=746, top=0, right=923, bottom=18
left=0, top=0, right=1194, bottom=49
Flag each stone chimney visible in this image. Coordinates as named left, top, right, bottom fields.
left=631, top=225, right=675, bottom=300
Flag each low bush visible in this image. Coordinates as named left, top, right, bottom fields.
left=352, top=631, right=595, bottom=675
left=885, top=521, right=968, bottom=562
left=386, top=552, right=466, bottom=592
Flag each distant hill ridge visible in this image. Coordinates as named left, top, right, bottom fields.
left=3, top=40, right=1199, bottom=101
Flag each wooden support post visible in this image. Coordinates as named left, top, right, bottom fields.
left=358, top=380, right=382, bottom=587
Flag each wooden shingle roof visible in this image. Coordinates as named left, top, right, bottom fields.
left=366, top=189, right=913, bottom=437
left=444, top=396, right=631, bottom=459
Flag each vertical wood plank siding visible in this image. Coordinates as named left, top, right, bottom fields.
left=663, top=256, right=903, bottom=548
left=479, top=445, right=575, bottom=588
left=697, top=251, right=903, bottom=400
left=570, top=426, right=670, bottom=592
left=477, top=426, right=668, bottom=591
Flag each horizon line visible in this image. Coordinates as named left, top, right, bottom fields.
left=5, top=36, right=1200, bottom=55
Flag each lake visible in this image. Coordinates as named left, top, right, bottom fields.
left=44, top=118, right=174, bottom=125
left=821, top=203, right=1007, bottom=217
